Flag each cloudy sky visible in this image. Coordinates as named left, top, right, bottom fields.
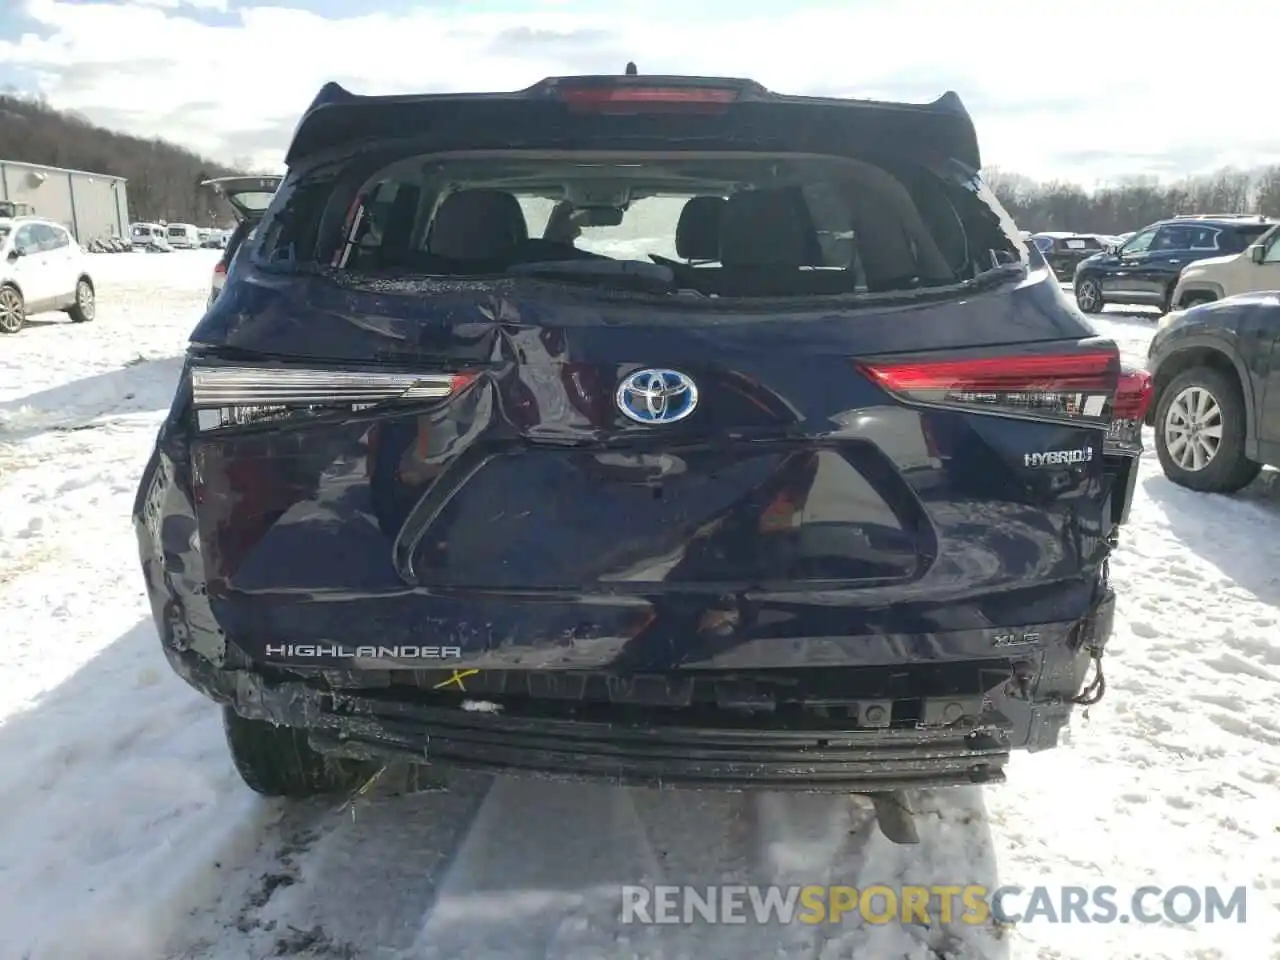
left=1, top=0, right=1277, bottom=183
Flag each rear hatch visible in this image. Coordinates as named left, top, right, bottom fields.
left=174, top=76, right=1123, bottom=672
left=201, top=175, right=282, bottom=225
left=201, top=175, right=282, bottom=298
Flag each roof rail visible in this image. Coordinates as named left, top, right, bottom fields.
left=1171, top=212, right=1268, bottom=220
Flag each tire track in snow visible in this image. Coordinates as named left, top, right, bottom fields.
left=162, top=775, right=1010, bottom=960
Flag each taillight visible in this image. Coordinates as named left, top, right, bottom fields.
left=213, top=262, right=227, bottom=277
left=1113, top=367, right=1153, bottom=422
left=1106, top=366, right=1153, bottom=445
left=857, top=350, right=1119, bottom=427
left=189, top=366, right=477, bottom=433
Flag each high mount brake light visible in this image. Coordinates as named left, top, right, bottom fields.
left=857, top=351, right=1120, bottom=425
left=556, top=86, right=739, bottom=113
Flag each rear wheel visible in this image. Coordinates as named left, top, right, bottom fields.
left=0, top=285, right=25, bottom=334
left=68, top=278, right=95, bottom=323
left=1075, top=277, right=1104, bottom=313
left=222, top=706, right=380, bottom=798
left=1154, top=366, right=1261, bottom=493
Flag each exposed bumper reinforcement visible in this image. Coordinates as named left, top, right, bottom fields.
left=311, top=704, right=1012, bottom=792
left=166, top=645, right=1012, bottom=793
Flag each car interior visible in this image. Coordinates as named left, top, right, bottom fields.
left=308, top=153, right=1021, bottom=298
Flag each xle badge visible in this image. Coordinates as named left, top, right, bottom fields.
left=993, top=632, right=1040, bottom=647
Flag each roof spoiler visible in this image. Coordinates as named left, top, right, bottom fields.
left=283, top=76, right=981, bottom=169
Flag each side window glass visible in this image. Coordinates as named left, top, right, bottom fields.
left=13, top=225, right=38, bottom=253
left=30, top=224, right=57, bottom=252
left=1187, top=228, right=1219, bottom=251
left=1120, top=228, right=1157, bottom=255
left=1262, top=230, right=1280, bottom=263
left=46, top=225, right=69, bottom=250
left=1152, top=225, right=1193, bottom=251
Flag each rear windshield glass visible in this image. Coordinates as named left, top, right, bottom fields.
left=257, top=151, right=1023, bottom=298
left=167, top=225, right=187, bottom=236
left=227, top=191, right=275, bottom=213
left=1221, top=223, right=1273, bottom=252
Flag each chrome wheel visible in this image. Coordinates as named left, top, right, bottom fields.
left=0, top=287, right=23, bottom=333
left=1076, top=279, right=1101, bottom=312
left=1164, top=385, right=1223, bottom=472
left=76, top=280, right=95, bottom=321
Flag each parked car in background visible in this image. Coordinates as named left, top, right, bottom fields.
left=138, top=74, right=1144, bottom=845
left=166, top=223, right=200, bottom=249
left=0, top=200, right=35, bottom=218
left=1146, top=291, right=1280, bottom=492
left=200, top=175, right=282, bottom=309
left=1169, top=222, right=1280, bottom=309
left=131, top=222, right=172, bottom=252
left=0, top=216, right=96, bottom=334
left=1073, top=215, right=1273, bottom=315
left=1031, top=232, right=1105, bottom=278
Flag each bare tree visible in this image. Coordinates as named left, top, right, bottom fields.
left=0, top=92, right=248, bottom=225
left=986, top=164, right=1280, bottom=233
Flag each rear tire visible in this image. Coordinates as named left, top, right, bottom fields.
left=222, top=706, right=379, bottom=798
left=68, top=278, right=95, bottom=323
left=1075, top=277, right=1104, bottom=313
left=1154, top=366, right=1261, bottom=493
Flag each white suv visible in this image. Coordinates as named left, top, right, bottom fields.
left=0, top=217, right=96, bottom=334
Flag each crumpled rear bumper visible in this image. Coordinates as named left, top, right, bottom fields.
left=160, top=583, right=1114, bottom=793
left=165, top=639, right=1013, bottom=792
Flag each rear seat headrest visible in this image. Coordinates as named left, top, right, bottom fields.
left=675, top=196, right=727, bottom=261
left=428, top=189, right=528, bottom=261
left=718, top=188, right=819, bottom=268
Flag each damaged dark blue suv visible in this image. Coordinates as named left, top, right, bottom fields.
left=134, top=72, right=1148, bottom=844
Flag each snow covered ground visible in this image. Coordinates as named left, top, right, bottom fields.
left=0, top=254, right=1277, bottom=960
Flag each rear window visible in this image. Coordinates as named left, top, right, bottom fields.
left=167, top=225, right=187, bottom=237
left=1222, top=223, right=1272, bottom=252
left=257, top=151, right=1023, bottom=299
left=226, top=191, right=275, bottom=213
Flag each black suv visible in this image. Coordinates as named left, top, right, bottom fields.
left=1073, top=215, right=1273, bottom=315
left=1031, top=233, right=1104, bottom=279
left=134, top=73, right=1145, bottom=844
left=1146, top=292, right=1280, bottom=493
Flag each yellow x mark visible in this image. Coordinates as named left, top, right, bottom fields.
left=432, top=668, right=479, bottom=691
